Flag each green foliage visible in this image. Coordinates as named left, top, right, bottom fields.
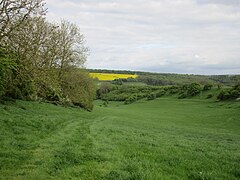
left=147, top=92, right=156, bottom=100
left=155, top=89, right=166, bottom=97
left=167, top=86, right=179, bottom=94
left=203, top=84, right=213, bottom=91
left=98, top=85, right=164, bottom=103
left=217, top=84, right=222, bottom=89
left=61, top=69, right=95, bottom=110
left=89, top=69, right=240, bottom=86
left=96, top=83, right=112, bottom=99
left=217, top=84, right=240, bottom=101
left=178, top=92, right=188, bottom=99
left=0, top=2, right=94, bottom=110
left=7, top=73, right=36, bottom=100
left=178, top=83, right=202, bottom=98
left=124, top=95, right=138, bottom=104
left=97, top=82, right=215, bottom=102
left=0, top=49, right=16, bottom=98
left=137, top=75, right=173, bottom=86
left=96, top=82, right=240, bottom=103
left=206, top=93, right=213, bottom=99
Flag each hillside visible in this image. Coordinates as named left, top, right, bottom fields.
left=88, top=69, right=240, bottom=86
left=1, top=99, right=240, bottom=179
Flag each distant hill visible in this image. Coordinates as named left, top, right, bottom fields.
left=88, top=69, right=240, bottom=86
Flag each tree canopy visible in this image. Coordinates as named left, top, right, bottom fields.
left=0, top=0, right=94, bottom=110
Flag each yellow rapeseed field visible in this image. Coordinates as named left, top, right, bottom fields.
left=89, top=73, right=138, bottom=81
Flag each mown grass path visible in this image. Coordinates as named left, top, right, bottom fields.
left=0, top=98, right=240, bottom=179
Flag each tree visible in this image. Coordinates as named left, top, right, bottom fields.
left=0, top=1, right=94, bottom=109
left=0, top=48, right=15, bottom=98
left=1, top=17, right=57, bottom=99
left=0, top=0, right=46, bottom=42
left=61, top=69, right=95, bottom=110
left=54, top=21, right=88, bottom=78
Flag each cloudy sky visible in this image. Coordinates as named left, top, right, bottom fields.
left=46, top=0, right=240, bottom=74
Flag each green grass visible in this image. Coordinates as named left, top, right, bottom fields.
left=0, top=98, right=240, bottom=179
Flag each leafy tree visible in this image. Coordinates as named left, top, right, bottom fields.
left=0, top=0, right=46, bottom=42
left=54, top=20, right=89, bottom=78
left=0, top=49, right=16, bottom=98
left=61, top=69, right=95, bottom=110
left=0, top=1, right=94, bottom=110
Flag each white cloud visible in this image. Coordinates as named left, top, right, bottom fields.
left=45, top=0, right=240, bottom=74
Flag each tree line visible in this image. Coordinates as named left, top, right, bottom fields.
left=96, top=82, right=240, bottom=105
left=0, top=0, right=94, bottom=110
left=89, top=69, right=240, bottom=86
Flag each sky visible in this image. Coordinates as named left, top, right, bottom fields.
left=46, top=0, right=240, bottom=75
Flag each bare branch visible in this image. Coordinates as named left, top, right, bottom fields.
left=0, top=0, right=46, bottom=42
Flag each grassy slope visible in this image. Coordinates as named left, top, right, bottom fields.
left=0, top=99, right=240, bottom=179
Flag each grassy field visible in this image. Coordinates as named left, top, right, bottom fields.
left=0, top=98, right=240, bottom=179
left=89, top=72, right=138, bottom=81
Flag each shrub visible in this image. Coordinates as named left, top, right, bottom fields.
left=217, top=85, right=240, bottom=101
left=156, top=90, right=165, bottom=97
left=233, top=84, right=240, bottom=91
left=124, top=95, right=138, bottom=104
left=5, top=70, right=37, bottom=100
left=206, top=93, right=213, bottom=99
left=217, top=91, right=230, bottom=100
left=203, top=84, right=213, bottom=91
left=147, top=93, right=156, bottom=100
left=61, top=69, right=95, bottom=110
left=103, top=100, right=108, bottom=107
left=187, top=83, right=201, bottom=96
left=178, top=83, right=201, bottom=98
left=230, top=90, right=239, bottom=99
left=178, top=92, right=187, bottom=99
left=0, top=50, right=16, bottom=98
left=96, top=83, right=112, bottom=99
left=168, top=86, right=179, bottom=94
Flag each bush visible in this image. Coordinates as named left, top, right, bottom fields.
left=203, top=84, right=213, bottom=91
left=102, top=93, right=129, bottom=101
left=178, top=83, right=201, bottom=98
left=147, top=93, right=156, bottom=100
left=103, top=100, right=108, bottom=107
left=124, top=95, right=138, bottom=104
left=61, top=69, right=95, bottom=110
left=5, top=71, right=37, bottom=100
left=96, top=83, right=112, bottom=99
left=187, top=83, right=201, bottom=96
left=156, top=90, right=165, bottom=97
left=0, top=50, right=16, bottom=98
left=206, top=93, right=213, bottom=99
left=217, top=85, right=240, bottom=101
left=168, top=86, right=179, bottom=94
left=217, top=91, right=229, bottom=100
left=178, top=92, right=187, bottom=99
left=230, top=90, right=239, bottom=99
